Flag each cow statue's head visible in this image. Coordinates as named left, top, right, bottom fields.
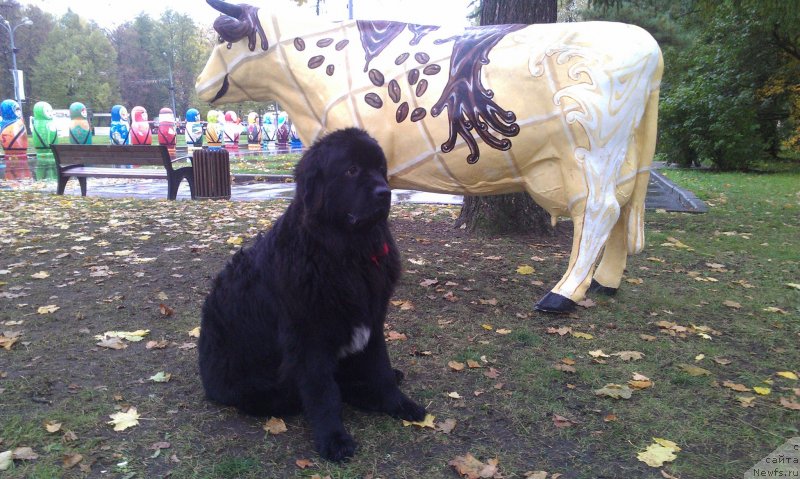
left=196, top=0, right=271, bottom=104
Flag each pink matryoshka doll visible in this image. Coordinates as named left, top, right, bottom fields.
left=223, top=110, right=240, bottom=150
left=157, top=107, right=177, bottom=156
left=130, top=106, right=152, bottom=145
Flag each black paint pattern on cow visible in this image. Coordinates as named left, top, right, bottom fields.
left=357, top=20, right=407, bottom=72
left=430, top=25, right=525, bottom=164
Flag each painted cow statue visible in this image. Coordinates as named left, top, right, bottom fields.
left=196, top=0, right=663, bottom=313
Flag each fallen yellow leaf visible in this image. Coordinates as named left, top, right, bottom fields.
left=571, top=332, right=594, bottom=340
left=678, top=364, right=712, bottom=377
left=44, top=421, right=62, bottom=433
left=37, top=305, right=60, bottom=314
left=637, top=438, right=680, bottom=467
left=403, top=413, right=436, bottom=429
left=753, top=386, right=771, bottom=396
left=188, top=327, right=201, bottom=338
left=516, top=265, right=535, bottom=275
left=737, top=396, right=756, bottom=407
left=108, top=407, right=140, bottom=431
left=777, top=371, right=799, bottom=381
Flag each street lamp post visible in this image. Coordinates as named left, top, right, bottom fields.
left=162, top=51, right=177, bottom=116
left=0, top=15, right=33, bottom=106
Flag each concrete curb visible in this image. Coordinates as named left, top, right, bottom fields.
left=648, top=168, right=708, bottom=213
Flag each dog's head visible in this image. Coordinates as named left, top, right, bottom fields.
left=294, top=128, right=391, bottom=231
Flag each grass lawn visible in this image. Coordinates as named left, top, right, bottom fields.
left=0, top=167, right=797, bottom=478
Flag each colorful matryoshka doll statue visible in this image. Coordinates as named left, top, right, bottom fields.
left=68, top=102, right=91, bottom=145
left=31, top=101, right=58, bottom=180
left=109, top=105, right=130, bottom=145
left=130, top=106, right=152, bottom=145
left=157, top=107, right=177, bottom=156
left=288, top=120, right=303, bottom=151
left=246, top=111, right=261, bottom=151
left=223, top=110, right=240, bottom=150
left=184, top=108, right=203, bottom=151
left=0, top=99, right=30, bottom=179
left=259, top=112, right=272, bottom=148
left=204, top=110, right=222, bottom=150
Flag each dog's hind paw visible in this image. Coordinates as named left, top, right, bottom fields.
left=391, top=395, right=426, bottom=422
left=393, top=368, right=405, bottom=385
left=317, top=431, right=356, bottom=462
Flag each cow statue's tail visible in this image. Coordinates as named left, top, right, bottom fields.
left=625, top=51, right=664, bottom=255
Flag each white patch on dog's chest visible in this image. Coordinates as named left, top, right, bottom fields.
left=338, top=325, right=371, bottom=358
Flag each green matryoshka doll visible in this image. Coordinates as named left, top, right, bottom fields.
left=69, top=102, right=92, bottom=145
left=32, top=101, right=58, bottom=180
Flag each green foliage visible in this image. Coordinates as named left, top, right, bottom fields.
left=587, top=0, right=800, bottom=170
left=111, top=10, right=211, bottom=118
left=29, top=11, right=119, bottom=112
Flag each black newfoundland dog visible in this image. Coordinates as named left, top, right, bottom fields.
left=198, top=128, right=426, bottom=462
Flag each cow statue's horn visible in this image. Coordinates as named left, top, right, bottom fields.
left=207, top=0, right=244, bottom=19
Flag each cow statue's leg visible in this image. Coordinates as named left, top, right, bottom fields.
left=535, top=191, right=621, bottom=313
left=589, top=87, right=660, bottom=296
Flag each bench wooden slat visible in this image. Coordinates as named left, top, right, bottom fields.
left=60, top=167, right=170, bottom=179
left=51, top=144, right=195, bottom=200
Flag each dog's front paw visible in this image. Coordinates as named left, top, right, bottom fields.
left=390, top=394, right=426, bottom=422
left=316, top=430, right=356, bottom=462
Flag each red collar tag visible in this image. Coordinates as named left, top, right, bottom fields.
left=370, top=242, right=390, bottom=266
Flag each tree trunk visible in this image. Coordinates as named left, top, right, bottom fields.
left=454, top=0, right=558, bottom=235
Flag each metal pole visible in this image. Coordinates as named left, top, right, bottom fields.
left=162, top=50, right=178, bottom=115
left=0, top=15, right=32, bottom=106
left=348, top=0, right=353, bottom=20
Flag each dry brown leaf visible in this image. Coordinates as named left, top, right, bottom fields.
left=62, top=453, right=83, bottom=469
left=436, top=418, right=457, bottom=434
left=546, top=326, right=572, bottom=336
left=722, top=380, right=751, bottom=392
left=386, top=331, right=407, bottom=341
left=449, top=453, right=500, bottom=479
left=577, top=298, right=596, bottom=308
left=295, top=458, right=315, bottom=469
left=553, top=363, right=576, bottom=373
left=552, top=414, right=577, bottom=428
left=263, top=417, right=287, bottom=435
left=612, top=351, right=644, bottom=361
left=146, top=340, right=169, bottom=350
left=779, top=397, right=800, bottom=411
left=159, top=303, right=175, bottom=317
left=12, top=447, right=39, bottom=460
left=467, top=360, right=481, bottom=369
left=723, top=300, right=742, bottom=309
left=96, top=337, right=127, bottom=350
left=484, top=367, right=500, bottom=379
left=449, top=361, right=466, bottom=372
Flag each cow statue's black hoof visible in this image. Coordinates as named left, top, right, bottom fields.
left=534, top=292, right=577, bottom=313
left=588, top=279, right=618, bottom=296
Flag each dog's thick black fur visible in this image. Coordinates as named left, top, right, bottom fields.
left=198, top=128, right=426, bottom=462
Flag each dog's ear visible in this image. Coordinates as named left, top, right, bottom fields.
left=294, top=148, right=325, bottom=217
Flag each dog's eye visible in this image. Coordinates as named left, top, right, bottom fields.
left=345, top=165, right=360, bottom=177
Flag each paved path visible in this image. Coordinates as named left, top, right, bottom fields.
left=2, top=165, right=706, bottom=212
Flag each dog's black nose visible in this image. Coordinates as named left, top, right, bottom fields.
left=374, top=185, right=390, bottom=201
